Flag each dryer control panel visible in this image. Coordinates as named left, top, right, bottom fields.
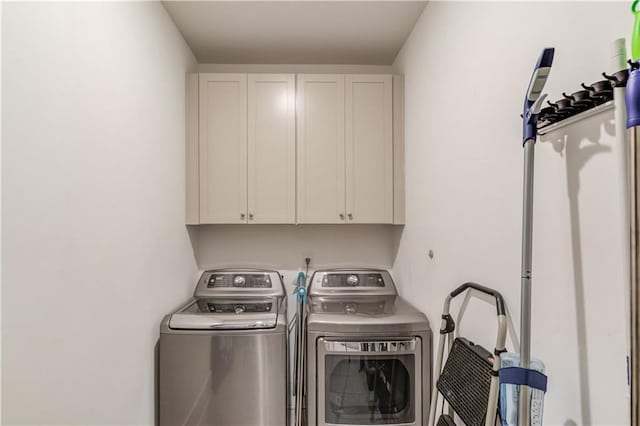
left=308, top=269, right=397, bottom=297
left=207, top=273, right=272, bottom=289
left=321, top=272, right=385, bottom=288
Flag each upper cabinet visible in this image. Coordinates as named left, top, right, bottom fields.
left=198, top=73, right=248, bottom=224
left=297, top=74, right=393, bottom=224
left=296, top=75, right=346, bottom=224
left=186, top=72, right=404, bottom=226
left=346, top=75, right=393, bottom=224
left=248, top=74, right=296, bottom=224
left=191, top=73, right=296, bottom=225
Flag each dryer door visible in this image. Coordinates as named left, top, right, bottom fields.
left=317, top=338, right=421, bottom=426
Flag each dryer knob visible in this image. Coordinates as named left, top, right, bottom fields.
left=345, top=303, right=357, bottom=314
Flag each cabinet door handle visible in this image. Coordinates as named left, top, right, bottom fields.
left=249, top=213, right=254, bottom=220
left=240, top=213, right=246, bottom=220
left=348, top=213, right=353, bottom=220
left=339, top=213, right=345, bottom=220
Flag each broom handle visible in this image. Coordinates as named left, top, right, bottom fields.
left=518, top=138, right=535, bottom=426
left=626, top=59, right=640, bottom=426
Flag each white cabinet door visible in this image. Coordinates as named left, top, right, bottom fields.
left=247, top=74, right=296, bottom=224
left=297, top=75, right=346, bottom=224
left=345, top=75, right=393, bottom=224
left=199, top=74, right=248, bottom=224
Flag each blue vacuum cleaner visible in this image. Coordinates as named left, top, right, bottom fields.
left=504, top=47, right=555, bottom=426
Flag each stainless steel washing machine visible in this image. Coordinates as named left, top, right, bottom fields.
left=159, top=269, right=288, bottom=426
left=305, top=269, right=431, bottom=426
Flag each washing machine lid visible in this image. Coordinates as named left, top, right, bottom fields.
left=168, top=298, right=279, bottom=330
left=194, top=269, right=285, bottom=298
left=308, top=269, right=398, bottom=297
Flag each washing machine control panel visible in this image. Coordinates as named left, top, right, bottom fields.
left=207, top=273, right=272, bottom=288
left=205, top=301, right=273, bottom=314
left=195, top=269, right=285, bottom=298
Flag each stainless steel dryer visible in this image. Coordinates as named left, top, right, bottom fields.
left=305, top=269, right=431, bottom=426
left=159, top=269, right=288, bottom=426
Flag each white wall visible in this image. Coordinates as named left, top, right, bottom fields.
left=1, top=3, right=198, bottom=425
left=192, top=224, right=401, bottom=270
left=393, top=2, right=631, bottom=425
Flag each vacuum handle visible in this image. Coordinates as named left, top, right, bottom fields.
left=449, top=282, right=506, bottom=316
left=522, top=47, right=555, bottom=144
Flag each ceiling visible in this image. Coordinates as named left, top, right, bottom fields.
left=162, top=1, right=427, bottom=65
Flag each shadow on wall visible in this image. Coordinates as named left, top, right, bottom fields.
left=187, top=224, right=405, bottom=270
left=541, top=112, right=615, bottom=426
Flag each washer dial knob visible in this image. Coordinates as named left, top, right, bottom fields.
left=345, top=303, right=357, bottom=314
